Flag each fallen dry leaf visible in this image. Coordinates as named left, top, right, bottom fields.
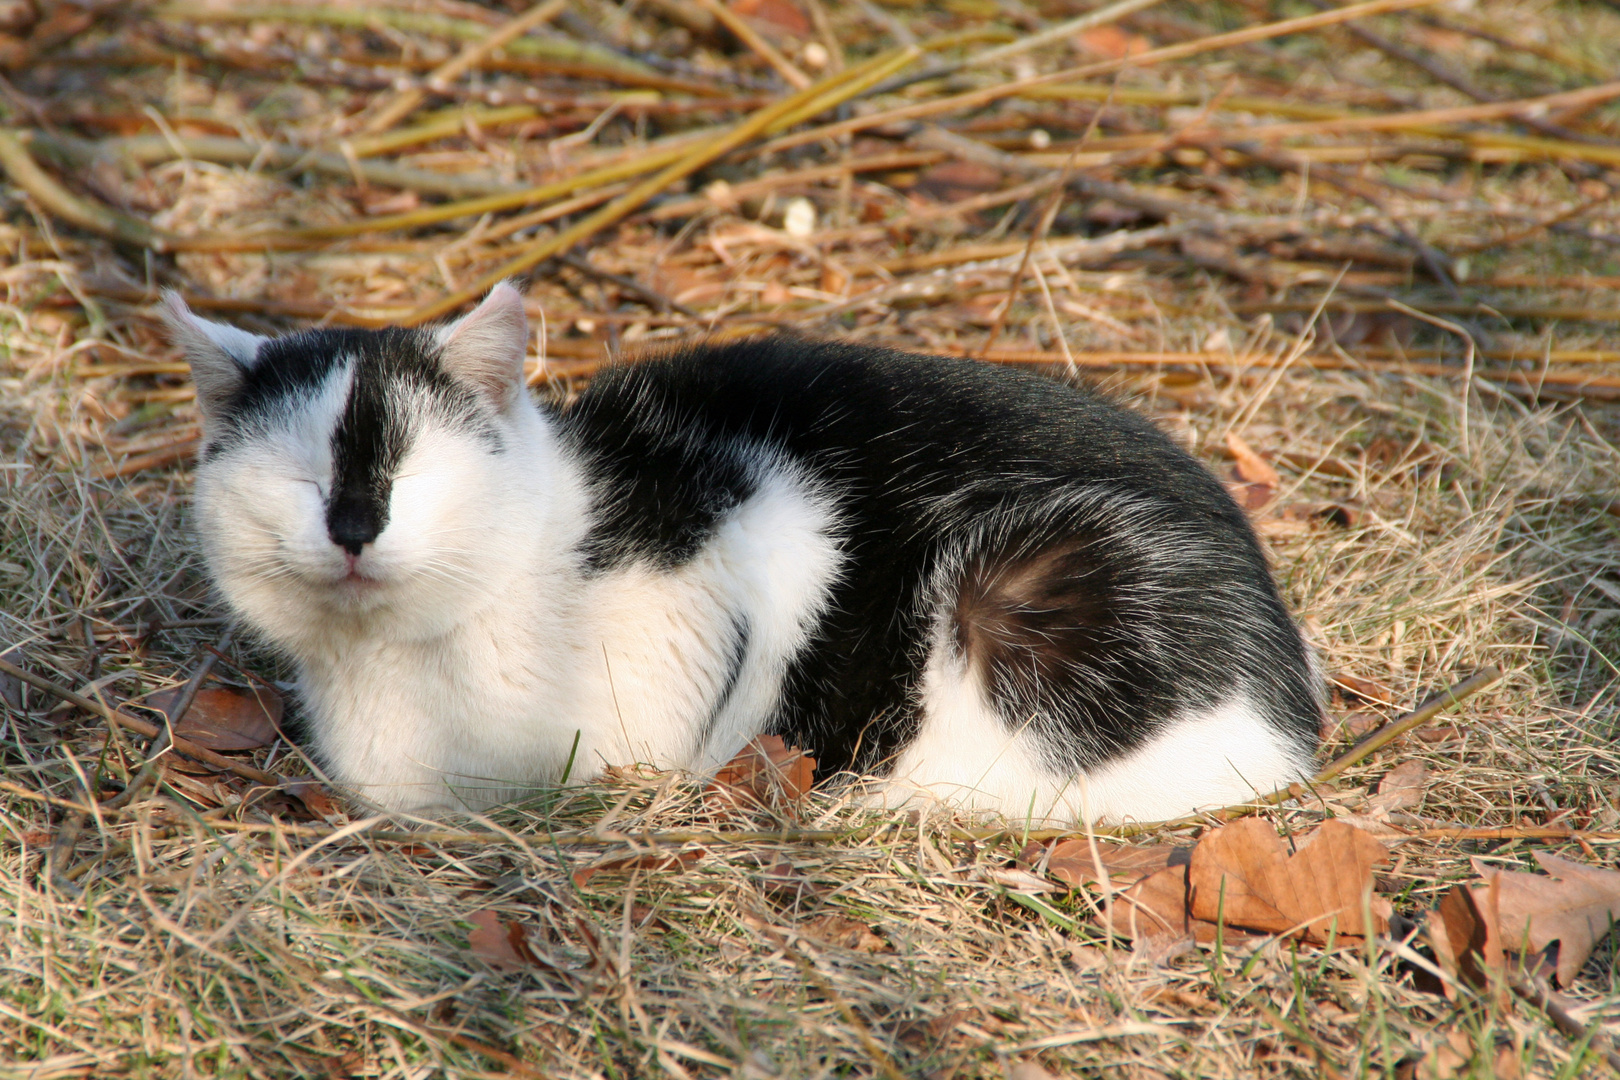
left=1047, top=840, right=1187, bottom=890
left=1332, top=673, right=1396, bottom=706
left=802, top=913, right=888, bottom=953
left=912, top=160, right=1005, bottom=204
left=572, top=848, right=704, bottom=890
left=1490, top=1040, right=1523, bottom=1080
left=1414, top=725, right=1462, bottom=744
left=1475, top=850, right=1620, bottom=986
left=729, top=0, right=810, bottom=42
left=1073, top=24, right=1152, bottom=60
left=1106, top=862, right=1195, bottom=943
left=1396, top=1022, right=1522, bottom=1080
left=1090, top=823, right=1392, bottom=948
left=892, top=1007, right=974, bottom=1054
left=147, top=685, right=283, bottom=751
left=1106, top=863, right=1262, bottom=949
left=467, top=909, right=540, bottom=972
left=1361, top=435, right=1441, bottom=477
left=708, top=735, right=815, bottom=811
left=282, top=779, right=341, bottom=820
left=1143, top=984, right=1217, bottom=1014
left=1281, top=501, right=1362, bottom=529
left=1426, top=881, right=1503, bottom=998
left=1229, top=481, right=1275, bottom=513
left=982, top=865, right=1064, bottom=893
left=1322, top=710, right=1382, bottom=742
left=1255, top=516, right=1311, bottom=539
left=1188, top=819, right=1391, bottom=943
left=1398, top=1025, right=1474, bottom=1080
left=1226, top=432, right=1281, bottom=489
left=1367, top=760, right=1429, bottom=815
left=757, top=852, right=818, bottom=902
left=155, top=763, right=229, bottom=808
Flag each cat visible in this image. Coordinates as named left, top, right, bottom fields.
left=164, top=282, right=1321, bottom=822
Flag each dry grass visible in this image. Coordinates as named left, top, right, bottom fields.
left=3, top=1, right=1620, bottom=1076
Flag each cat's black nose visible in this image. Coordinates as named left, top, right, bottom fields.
left=327, top=497, right=383, bottom=556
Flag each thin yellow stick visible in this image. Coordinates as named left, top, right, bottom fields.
left=1235, top=81, right=1620, bottom=141
left=300, top=48, right=910, bottom=243
left=0, top=129, right=185, bottom=249
left=758, top=0, right=1451, bottom=156
left=400, top=46, right=920, bottom=325
left=362, top=0, right=569, bottom=135
left=691, top=0, right=810, bottom=90
left=343, top=104, right=541, bottom=159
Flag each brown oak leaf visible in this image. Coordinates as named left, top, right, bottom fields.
left=1046, top=840, right=1187, bottom=890
left=1366, top=760, right=1428, bottom=816
left=467, top=910, right=541, bottom=972
left=1226, top=432, right=1282, bottom=488
left=1104, top=861, right=1261, bottom=948
left=572, top=848, right=704, bottom=890
left=1425, top=880, right=1504, bottom=1000
left=707, top=735, right=815, bottom=810
left=1188, top=818, right=1391, bottom=943
left=1474, top=851, right=1620, bottom=987
left=1225, top=432, right=1280, bottom=511
left=729, top=0, right=810, bottom=42
left=802, top=913, right=888, bottom=953
left=1106, top=862, right=1196, bottom=943
left=147, top=685, right=283, bottom=751
left=1073, top=24, right=1152, bottom=60
left=282, top=779, right=341, bottom=820
left=912, top=160, right=1005, bottom=205
left=1322, top=710, right=1382, bottom=742
left=1332, top=673, right=1396, bottom=706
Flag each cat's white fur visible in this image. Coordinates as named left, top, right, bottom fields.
left=883, top=657, right=1300, bottom=823
left=172, top=284, right=1310, bottom=822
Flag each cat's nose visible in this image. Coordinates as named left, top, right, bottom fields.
left=326, top=497, right=382, bottom=556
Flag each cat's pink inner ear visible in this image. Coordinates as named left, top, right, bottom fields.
left=438, top=282, right=529, bottom=409
left=160, top=290, right=264, bottom=421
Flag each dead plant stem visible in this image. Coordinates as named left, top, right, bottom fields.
left=362, top=0, right=568, bottom=136
left=401, top=47, right=920, bottom=324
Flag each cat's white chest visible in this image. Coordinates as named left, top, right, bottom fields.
left=300, top=458, right=843, bottom=812
left=297, top=597, right=581, bottom=810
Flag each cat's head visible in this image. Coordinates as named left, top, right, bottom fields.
left=165, top=283, right=546, bottom=646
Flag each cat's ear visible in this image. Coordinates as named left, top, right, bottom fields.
left=160, top=291, right=265, bottom=421
left=436, top=281, right=529, bottom=410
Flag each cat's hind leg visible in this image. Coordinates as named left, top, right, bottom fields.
left=881, top=512, right=1316, bottom=823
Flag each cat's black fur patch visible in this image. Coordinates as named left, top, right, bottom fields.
left=560, top=388, right=758, bottom=570
left=326, top=356, right=401, bottom=555
left=555, top=337, right=1319, bottom=778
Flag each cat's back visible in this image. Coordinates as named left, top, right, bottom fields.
left=555, top=336, right=1239, bottom=528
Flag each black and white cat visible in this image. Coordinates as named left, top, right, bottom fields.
left=164, top=283, right=1320, bottom=821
